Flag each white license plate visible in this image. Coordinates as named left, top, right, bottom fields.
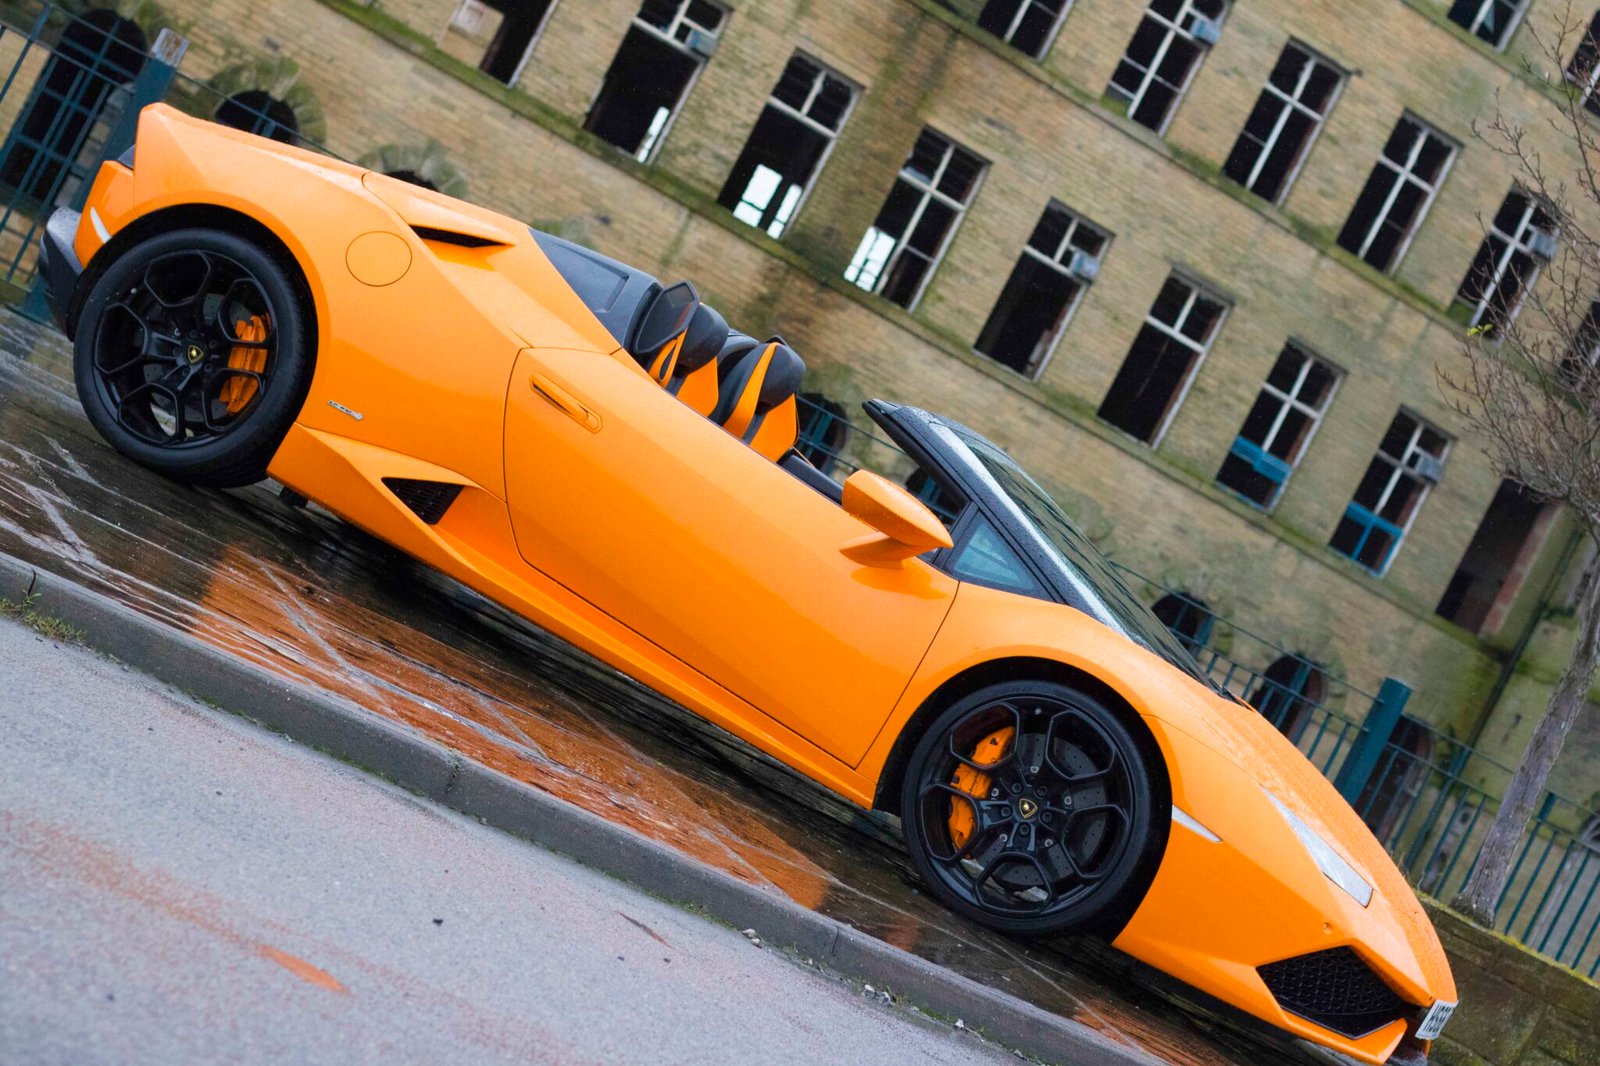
left=1416, top=999, right=1456, bottom=1041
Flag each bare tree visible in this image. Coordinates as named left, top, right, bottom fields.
left=1441, top=3, right=1600, bottom=925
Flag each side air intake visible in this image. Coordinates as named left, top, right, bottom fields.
left=410, top=225, right=504, bottom=249
left=382, top=478, right=464, bottom=524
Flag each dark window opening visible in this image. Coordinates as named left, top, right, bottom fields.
left=1098, top=274, right=1226, bottom=443
left=975, top=202, right=1106, bottom=377
left=1451, top=188, right=1555, bottom=333
left=975, top=0, right=1069, bottom=59
left=1222, top=42, right=1342, bottom=204
left=845, top=128, right=986, bottom=309
left=1216, top=343, right=1338, bottom=508
left=1152, top=592, right=1214, bottom=653
left=1436, top=479, right=1550, bottom=633
left=1566, top=13, right=1600, bottom=118
left=1330, top=409, right=1448, bottom=575
left=1106, top=0, right=1226, bottom=132
left=0, top=9, right=147, bottom=202
left=1448, top=0, right=1528, bottom=49
left=795, top=393, right=851, bottom=476
left=1336, top=115, right=1454, bottom=273
left=584, top=0, right=725, bottom=162
left=215, top=90, right=300, bottom=144
left=1354, top=719, right=1432, bottom=844
left=1249, top=655, right=1326, bottom=741
left=718, top=54, right=853, bottom=239
left=475, top=0, right=558, bottom=84
left=385, top=169, right=439, bottom=192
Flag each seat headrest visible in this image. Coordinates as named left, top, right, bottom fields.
left=710, top=336, right=806, bottom=427
left=717, top=331, right=760, bottom=365
left=754, top=342, right=805, bottom=413
left=676, top=303, right=729, bottom=375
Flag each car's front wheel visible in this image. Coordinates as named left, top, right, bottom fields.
left=900, top=680, right=1166, bottom=936
left=73, top=227, right=314, bottom=489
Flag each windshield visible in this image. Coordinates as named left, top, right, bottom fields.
left=941, top=424, right=1211, bottom=678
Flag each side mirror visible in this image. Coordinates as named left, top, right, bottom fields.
left=840, top=471, right=953, bottom=567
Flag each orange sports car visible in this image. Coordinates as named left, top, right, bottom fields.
left=40, top=105, right=1455, bottom=1063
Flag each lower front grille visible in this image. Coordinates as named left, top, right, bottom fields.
left=1257, top=947, right=1408, bottom=1039
left=382, top=478, right=464, bottom=525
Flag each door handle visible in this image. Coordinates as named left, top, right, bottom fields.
left=528, top=371, right=601, bottom=432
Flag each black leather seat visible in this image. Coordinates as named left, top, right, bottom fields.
left=710, top=336, right=806, bottom=461
left=648, top=302, right=728, bottom=410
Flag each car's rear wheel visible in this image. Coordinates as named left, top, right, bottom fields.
left=73, top=227, right=313, bottom=488
left=901, top=680, right=1165, bottom=936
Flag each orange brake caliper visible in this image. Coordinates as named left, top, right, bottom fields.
left=219, top=314, right=269, bottom=414
left=948, top=726, right=1015, bottom=850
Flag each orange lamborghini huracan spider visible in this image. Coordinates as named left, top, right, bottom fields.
left=41, top=105, right=1455, bottom=1062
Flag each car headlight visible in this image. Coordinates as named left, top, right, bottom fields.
left=1266, top=791, right=1372, bottom=907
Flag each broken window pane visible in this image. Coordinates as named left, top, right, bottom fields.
left=585, top=0, right=727, bottom=162
left=1436, top=480, right=1551, bottom=633
left=718, top=53, right=856, bottom=239
left=975, top=0, right=1071, bottom=59
left=1223, top=42, right=1342, bottom=204
left=441, top=0, right=558, bottom=85
left=1329, top=410, right=1448, bottom=575
left=975, top=202, right=1109, bottom=377
left=844, top=129, right=986, bottom=309
left=1336, top=115, right=1455, bottom=273
left=1452, top=188, right=1556, bottom=333
left=1098, top=274, right=1227, bottom=443
left=1216, top=343, right=1339, bottom=508
left=1106, top=0, right=1226, bottom=133
left=1447, top=0, right=1529, bottom=50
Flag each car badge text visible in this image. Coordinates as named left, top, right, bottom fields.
left=328, top=400, right=364, bottom=421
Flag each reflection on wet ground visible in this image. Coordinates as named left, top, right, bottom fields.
left=0, top=312, right=1323, bottom=1065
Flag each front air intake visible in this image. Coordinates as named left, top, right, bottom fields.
left=382, top=478, right=463, bottom=525
left=1257, top=947, right=1408, bottom=1039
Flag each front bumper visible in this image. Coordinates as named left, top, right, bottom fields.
left=38, top=207, right=85, bottom=335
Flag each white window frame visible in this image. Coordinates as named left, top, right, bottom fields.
left=1227, top=344, right=1341, bottom=508
left=1230, top=41, right=1344, bottom=204
left=1566, top=14, right=1600, bottom=116
left=1107, top=0, right=1226, bottom=135
left=1344, top=114, right=1456, bottom=272
left=984, top=0, right=1073, bottom=59
left=1129, top=274, right=1229, bottom=448
left=1450, top=0, right=1531, bottom=51
left=1342, top=411, right=1450, bottom=576
left=729, top=53, right=858, bottom=240
left=622, top=0, right=728, bottom=164
left=443, top=1, right=559, bottom=87
left=844, top=130, right=986, bottom=311
left=1458, top=189, right=1556, bottom=330
left=976, top=202, right=1107, bottom=379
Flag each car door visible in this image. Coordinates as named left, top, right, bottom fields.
left=502, top=345, right=957, bottom=767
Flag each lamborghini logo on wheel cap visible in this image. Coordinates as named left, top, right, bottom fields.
left=1018, top=798, right=1038, bottom=819
left=185, top=344, right=204, bottom=364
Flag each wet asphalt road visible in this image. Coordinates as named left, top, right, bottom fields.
left=0, top=309, right=1327, bottom=1065
left=0, top=618, right=1023, bottom=1066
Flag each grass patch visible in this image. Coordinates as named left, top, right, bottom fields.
left=0, top=588, right=83, bottom=644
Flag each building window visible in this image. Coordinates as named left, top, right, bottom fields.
left=1106, top=0, right=1227, bottom=133
left=1250, top=656, right=1327, bottom=742
left=1336, top=115, right=1455, bottom=273
left=1152, top=592, right=1214, bottom=654
left=795, top=393, right=851, bottom=476
left=1330, top=410, right=1449, bottom=575
left=215, top=91, right=300, bottom=145
left=1452, top=188, right=1557, bottom=333
left=1447, top=0, right=1529, bottom=50
left=1436, top=480, right=1553, bottom=634
left=1216, top=343, right=1339, bottom=509
left=441, top=0, right=557, bottom=85
left=717, top=54, right=855, bottom=240
left=844, top=128, right=986, bottom=309
left=1223, top=42, right=1343, bottom=204
left=1566, top=13, right=1600, bottom=117
left=974, top=0, right=1072, bottom=59
left=1098, top=274, right=1227, bottom=444
left=974, top=202, right=1107, bottom=377
left=584, top=0, right=727, bottom=163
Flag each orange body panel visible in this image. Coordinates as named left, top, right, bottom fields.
left=66, top=106, right=1456, bottom=1063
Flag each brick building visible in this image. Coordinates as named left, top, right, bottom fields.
left=4, top=0, right=1599, bottom=813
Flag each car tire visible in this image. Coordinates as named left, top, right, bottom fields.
left=73, top=227, right=314, bottom=489
left=900, top=679, right=1166, bottom=937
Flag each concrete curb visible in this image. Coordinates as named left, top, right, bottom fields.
left=0, top=551, right=1159, bottom=1066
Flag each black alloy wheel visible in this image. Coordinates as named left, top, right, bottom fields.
left=901, top=680, right=1165, bottom=936
left=74, top=228, right=313, bottom=488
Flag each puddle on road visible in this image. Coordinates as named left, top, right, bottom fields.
left=0, top=312, right=1322, bottom=1065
